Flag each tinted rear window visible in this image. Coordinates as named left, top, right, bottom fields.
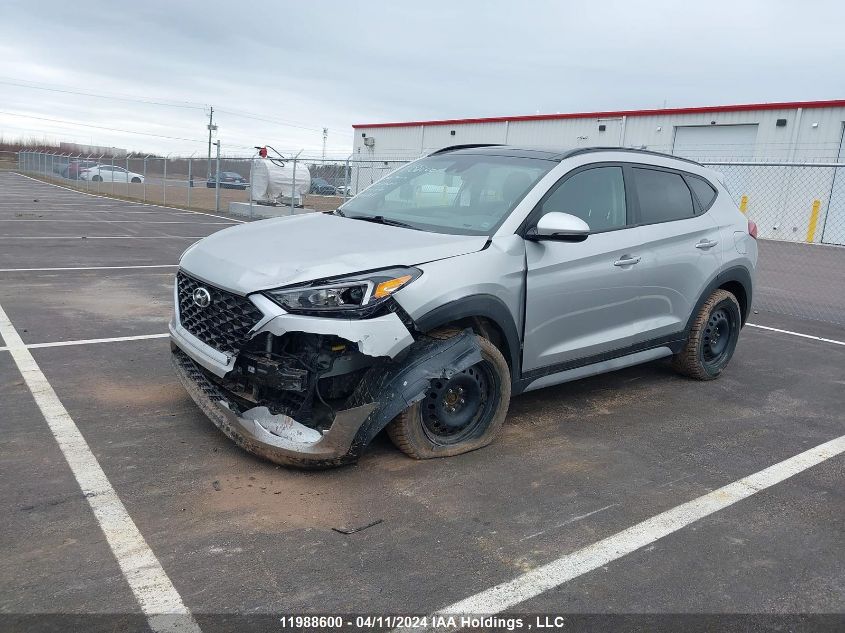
left=687, top=175, right=717, bottom=210
left=633, top=168, right=694, bottom=224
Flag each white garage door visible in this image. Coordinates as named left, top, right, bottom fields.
left=672, top=124, right=759, bottom=160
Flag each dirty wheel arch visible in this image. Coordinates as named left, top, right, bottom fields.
left=386, top=328, right=511, bottom=459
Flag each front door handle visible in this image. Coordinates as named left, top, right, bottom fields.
left=695, top=239, right=719, bottom=249
left=613, top=255, right=641, bottom=267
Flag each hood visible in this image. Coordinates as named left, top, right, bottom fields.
left=180, top=212, right=488, bottom=294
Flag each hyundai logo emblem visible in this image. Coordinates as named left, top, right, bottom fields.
left=193, top=287, right=212, bottom=308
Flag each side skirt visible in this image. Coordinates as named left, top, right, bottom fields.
left=513, top=335, right=686, bottom=395
left=520, top=346, right=674, bottom=393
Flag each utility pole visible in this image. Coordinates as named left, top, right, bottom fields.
left=322, top=127, right=328, bottom=161
left=214, top=140, right=221, bottom=213
left=206, top=106, right=217, bottom=180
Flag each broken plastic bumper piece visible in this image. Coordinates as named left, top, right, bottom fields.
left=171, top=330, right=482, bottom=468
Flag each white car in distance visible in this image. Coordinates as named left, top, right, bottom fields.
left=79, top=165, right=145, bottom=183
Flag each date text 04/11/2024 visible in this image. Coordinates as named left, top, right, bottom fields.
left=277, top=615, right=573, bottom=630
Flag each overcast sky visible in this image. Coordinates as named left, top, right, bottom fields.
left=2, top=0, right=844, bottom=156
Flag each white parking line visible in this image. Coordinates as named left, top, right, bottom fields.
left=0, top=302, right=201, bottom=633
left=0, top=219, right=235, bottom=225
left=747, top=323, right=845, bottom=347
left=0, top=235, right=205, bottom=240
left=0, top=207, right=199, bottom=215
left=0, top=333, right=169, bottom=352
left=0, top=264, right=177, bottom=272
left=13, top=172, right=245, bottom=224
left=401, top=435, right=845, bottom=629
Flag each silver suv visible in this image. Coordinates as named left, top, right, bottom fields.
left=170, top=146, right=758, bottom=468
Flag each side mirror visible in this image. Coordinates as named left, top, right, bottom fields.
left=528, top=212, right=590, bottom=242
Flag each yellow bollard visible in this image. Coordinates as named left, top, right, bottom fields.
left=739, top=195, right=748, bottom=214
left=805, top=199, right=821, bottom=243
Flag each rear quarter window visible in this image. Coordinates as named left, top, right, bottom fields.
left=686, top=175, right=718, bottom=211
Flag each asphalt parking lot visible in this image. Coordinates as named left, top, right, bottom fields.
left=1, top=171, right=843, bottom=632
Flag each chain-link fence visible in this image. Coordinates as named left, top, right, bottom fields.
left=698, top=160, right=845, bottom=326
left=703, top=161, right=845, bottom=246
left=15, top=149, right=362, bottom=217
left=9, top=149, right=845, bottom=326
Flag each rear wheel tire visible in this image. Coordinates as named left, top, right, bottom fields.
left=672, top=289, right=741, bottom=380
left=131, top=177, right=141, bottom=183
left=92, top=175, right=102, bottom=182
left=386, top=329, right=511, bottom=459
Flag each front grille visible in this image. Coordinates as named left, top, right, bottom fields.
left=177, top=272, right=264, bottom=356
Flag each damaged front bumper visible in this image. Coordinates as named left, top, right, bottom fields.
left=171, top=328, right=482, bottom=468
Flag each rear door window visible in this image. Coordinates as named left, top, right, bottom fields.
left=633, top=168, right=695, bottom=224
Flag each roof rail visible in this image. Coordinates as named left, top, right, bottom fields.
left=564, top=146, right=702, bottom=165
left=429, top=144, right=503, bottom=156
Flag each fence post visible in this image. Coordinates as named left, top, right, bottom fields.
left=111, top=154, right=115, bottom=195
left=214, top=141, right=221, bottom=213
left=143, top=156, right=148, bottom=202
left=343, top=155, right=351, bottom=201
left=354, top=156, right=360, bottom=194
left=163, top=156, right=168, bottom=206
left=187, top=157, right=192, bottom=209
left=126, top=155, right=130, bottom=196
left=249, top=157, right=255, bottom=219
left=290, top=156, right=297, bottom=216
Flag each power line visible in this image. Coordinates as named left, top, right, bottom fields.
left=0, top=77, right=208, bottom=110
left=0, top=111, right=349, bottom=155
left=0, top=111, right=208, bottom=144
left=2, top=77, right=353, bottom=137
left=215, top=108, right=353, bottom=137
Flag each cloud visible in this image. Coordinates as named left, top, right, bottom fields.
left=2, top=0, right=843, bottom=155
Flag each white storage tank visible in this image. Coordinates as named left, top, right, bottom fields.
left=251, top=158, right=311, bottom=206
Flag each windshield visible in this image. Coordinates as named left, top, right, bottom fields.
left=339, top=153, right=555, bottom=235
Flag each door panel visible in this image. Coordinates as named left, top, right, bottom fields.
left=635, top=213, right=723, bottom=338
left=523, top=230, right=647, bottom=372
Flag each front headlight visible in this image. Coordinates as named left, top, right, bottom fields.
left=264, top=267, right=421, bottom=316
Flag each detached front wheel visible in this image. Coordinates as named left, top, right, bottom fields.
left=387, top=331, right=511, bottom=459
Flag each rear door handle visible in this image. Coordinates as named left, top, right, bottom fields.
left=613, top=255, right=641, bottom=267
left=695, top=239, right=719, bottom=249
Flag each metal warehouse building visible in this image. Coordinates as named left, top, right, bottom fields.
left=352, top=100, right=845, bottom=159
left=351, top=100, right=845, bottom=245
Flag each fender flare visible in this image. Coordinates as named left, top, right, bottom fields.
left=410, top=294, right=522, bottom=381
left=345, top=329, right=483, bottom=460
left=686, top=265, right=754, bottom=332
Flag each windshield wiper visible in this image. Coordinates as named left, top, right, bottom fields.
left=345, top=214, right=419, bottom=230
left=332, top=208, right=346, bottom=217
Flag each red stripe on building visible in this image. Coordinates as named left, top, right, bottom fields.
left=352, top=99, right=845, bottom=129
